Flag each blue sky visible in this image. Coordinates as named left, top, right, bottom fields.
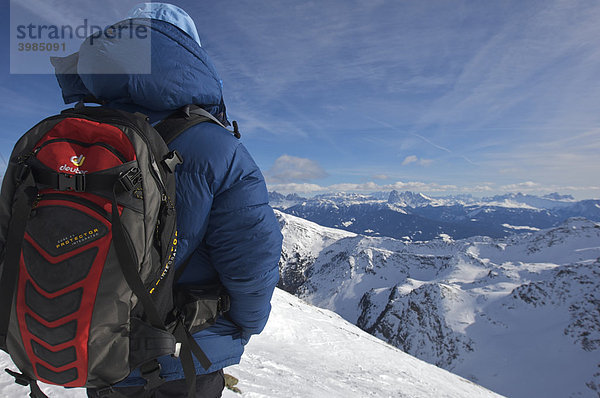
left=2, top=0, right=600, bottom=199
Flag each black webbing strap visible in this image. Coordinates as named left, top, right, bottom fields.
left=0, top=170, right=37, bottom=350
left=91, top=361, right=163, bottom=398
left=139, top=360, right=164, bottom=391
left=187, top=106, right=228, bottom=129
left=173, top=323, right=197, bottom=398
left=110, top=185, right=166, bottom=331
left=188, top=106, right=241, bottom=138
left=5, top=369, right=48, bottom=398
left=172, top=321, right=212, bottom=398
left=154, top=104, right=239, bottom=145
left=183, top=327, right=211, bottom=370
left=31, top=165, right=123, bottom=193
left=153, top=114, right=211, bottom=146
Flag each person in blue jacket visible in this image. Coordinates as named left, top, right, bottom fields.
left=52, top=3, right=282, bottom=397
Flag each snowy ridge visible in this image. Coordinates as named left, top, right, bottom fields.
left=270, top=190, right=588, bottom=211
left=0, top=290, right=502, bottom=397
left=277, top=211, right=600, bottom=398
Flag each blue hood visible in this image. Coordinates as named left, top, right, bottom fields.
left=51, top=14, right=228, bottom=123
left=127, top=3, right=202, bottom=47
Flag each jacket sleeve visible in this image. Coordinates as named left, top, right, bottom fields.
left=204, top=142, right=282, bottom=338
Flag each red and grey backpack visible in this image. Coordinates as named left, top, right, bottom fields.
left=0, top=105, right=234, bottom=397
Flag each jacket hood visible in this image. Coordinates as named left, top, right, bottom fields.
left=127, top=3, right=202, bottom=47
left=51, top=10, right=228, bottom=123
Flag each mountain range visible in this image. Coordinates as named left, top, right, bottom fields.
left=276, top=210, right=600, bottom=398
left=270, top=190, right=600, bottom=241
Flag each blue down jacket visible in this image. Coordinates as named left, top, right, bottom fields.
left=51, top=12, right=282, bottom=384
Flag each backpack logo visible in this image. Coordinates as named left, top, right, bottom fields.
left=70, top=154, right=86, bottom=166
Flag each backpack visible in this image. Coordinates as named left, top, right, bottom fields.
left=0, top=104, right=236, bottom=397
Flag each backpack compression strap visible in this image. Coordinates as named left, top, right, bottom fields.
left=0, top=168, right=37, bottom=350
left=0, top=167, right=49, bottom=398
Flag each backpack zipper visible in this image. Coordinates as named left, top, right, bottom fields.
left=76, top=115, right=170, bottom=199
left=38, top=193, right=111, bottom=222
left=34, top=138, right=128, bottom=163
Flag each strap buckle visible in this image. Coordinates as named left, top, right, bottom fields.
left=162, top=150, right=183, bottom=173
left=119, top=167, right=142, bottom=191
left=218, top=293, right=231, bottom=314
left=58, top=173, right=86, bottom=192
left=140, top=361, right=164, bottom=390
left=94, top=386, right=116, bottom=398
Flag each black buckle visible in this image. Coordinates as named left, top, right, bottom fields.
left=218, top=293, right=231, bottom=314
left=94, top=386, right=116, bottom=398
left=58, top=173, right=86, bottom=192
left=119, top=167, right=142, bottom=191
left=162, top=150, right=183, bottom=173
left=140, top=361, right=164, bottom=390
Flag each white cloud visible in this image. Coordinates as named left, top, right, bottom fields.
left=267, top=180, right=459, bottom=195
left=499, top=181, right=600, bottom=195
left=501, top=181, right=540, bottom=191
left=401, top=155, right=418, bottom=166
left=401, top=155, right=433, bottom=166
left=372, top=174, right=390, bottom=180
left=472, top=184, right=494, bottom=192
left=265, top=155, right=327, bottom=184
left=265, top=183, right=325, bottom=193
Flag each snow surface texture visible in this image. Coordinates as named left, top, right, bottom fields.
left=277, top=211, right=600, bottom=398
left=0, top=290, right=501, bottom=398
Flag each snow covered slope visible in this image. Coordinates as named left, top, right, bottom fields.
left=277, top=211, right=600, bottom=398
left=223, top=289, right=502, bottom=398
left=0, top=290, right=501, bottom=398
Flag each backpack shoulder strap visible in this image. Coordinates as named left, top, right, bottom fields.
left=154, top=105, right=240, bottom=145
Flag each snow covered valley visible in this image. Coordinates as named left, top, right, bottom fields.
left=277, top=211, right=600, bottom=397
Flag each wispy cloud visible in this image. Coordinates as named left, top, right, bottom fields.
left=265, top=155, right=328, bottom=184
left=414, top=1, right=600, bottom=132
left=12, top=0, right=134, bottom=26
left=3, top=1, right=598, bottom=199
left=500, top=181, right=540, bottom=191
left=401, top=155, right=433, bottom=167
left=267, top=180, right=459, bottom=195
left=372, top=174, right=390, bottom=180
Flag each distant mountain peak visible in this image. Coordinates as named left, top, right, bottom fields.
left=543, top=192, right=575, bottom=201
left=387, top=190, right=432, bottom=207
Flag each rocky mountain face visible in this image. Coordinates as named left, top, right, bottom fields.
left=276, top=210, right=600, bottom=398
left=270, top=190, right=600, bottom=241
